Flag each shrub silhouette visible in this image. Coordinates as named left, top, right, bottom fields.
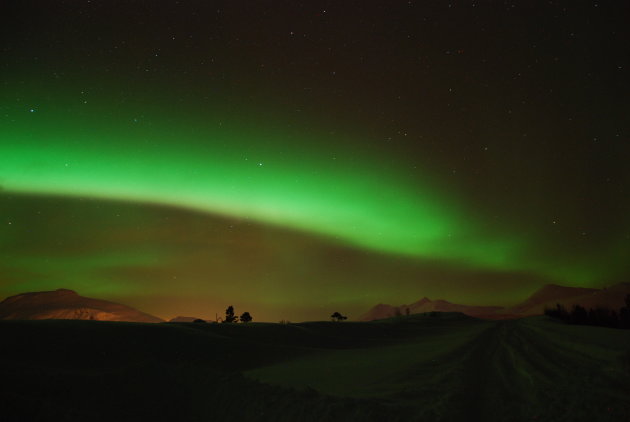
left=240, top=312, right=252, bottom=323
left=330, top=312, right=347, bottom=322
left=193, top=319, right=206, bottom=323
left=223, top=306, right=238, bottom=323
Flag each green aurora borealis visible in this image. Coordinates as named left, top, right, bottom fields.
left=2, top=106, right=514, bottom=267
left=1, top=1, right=629, bottom=321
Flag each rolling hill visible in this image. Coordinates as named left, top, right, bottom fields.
left=169, top=316, right=206, bottom=322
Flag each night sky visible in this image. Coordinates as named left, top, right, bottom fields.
left=1, top=1, right=628, bottom=321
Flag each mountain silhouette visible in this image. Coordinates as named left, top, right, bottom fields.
left=359, top=297, right=503, bottom=321
left=360, top=282, right=630, bottom=321
left=0, top=289, right=163, bottom=323
left=505, top=282, right=630, bottom=315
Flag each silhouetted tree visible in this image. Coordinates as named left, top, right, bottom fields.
left=569, top=305, right=588, bottom=325
left=545, top=303, right=569, bottom=320
left=223, top=305, right=238, bottom=323
left=330, top=312, right=347, bottom=322
left=240, top=312, right=252, bottom=323
left=556, top=303, right=568, bottom=319
left=610, top=310, right=619, bottom=328
left=405, top=307, right=410, bottom=316
left=545, top=298, right=630, bottom=330
left=193, top=318, right=206, bottom=323
left=587, top=307, right=618, bottom=327
left=620, top=295, right=630, bottom=329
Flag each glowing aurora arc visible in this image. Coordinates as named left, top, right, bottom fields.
left=0, top=107, right=607, bottom=284
left=1, top=108, right=512, bottom=265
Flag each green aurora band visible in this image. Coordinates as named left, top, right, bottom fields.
left=0, top=105, right=620, bottom=285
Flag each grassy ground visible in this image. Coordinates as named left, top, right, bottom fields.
left=1, top=313, right=628, bottom=421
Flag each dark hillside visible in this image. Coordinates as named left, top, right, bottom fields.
left=1, top=313, right=629, bottom=421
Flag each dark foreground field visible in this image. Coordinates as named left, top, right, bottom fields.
left=1, top=313, right=629, bottom=421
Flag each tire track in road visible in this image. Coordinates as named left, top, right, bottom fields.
left=446, top=319, right=630, bottom=422
left=444, top=321, right=528, bottom=421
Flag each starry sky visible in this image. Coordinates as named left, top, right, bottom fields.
left=1, top=1, right=628, bottom=321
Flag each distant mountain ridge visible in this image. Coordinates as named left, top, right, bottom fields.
left=359, top=283, right=630, bottom=321
left=501, top=284, right=599, bottom=315
left=0, top=289, right=163, bottom=323
left=359, top=297, right=503, bottom=321
left=502, top=283, right=630, bottom=316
